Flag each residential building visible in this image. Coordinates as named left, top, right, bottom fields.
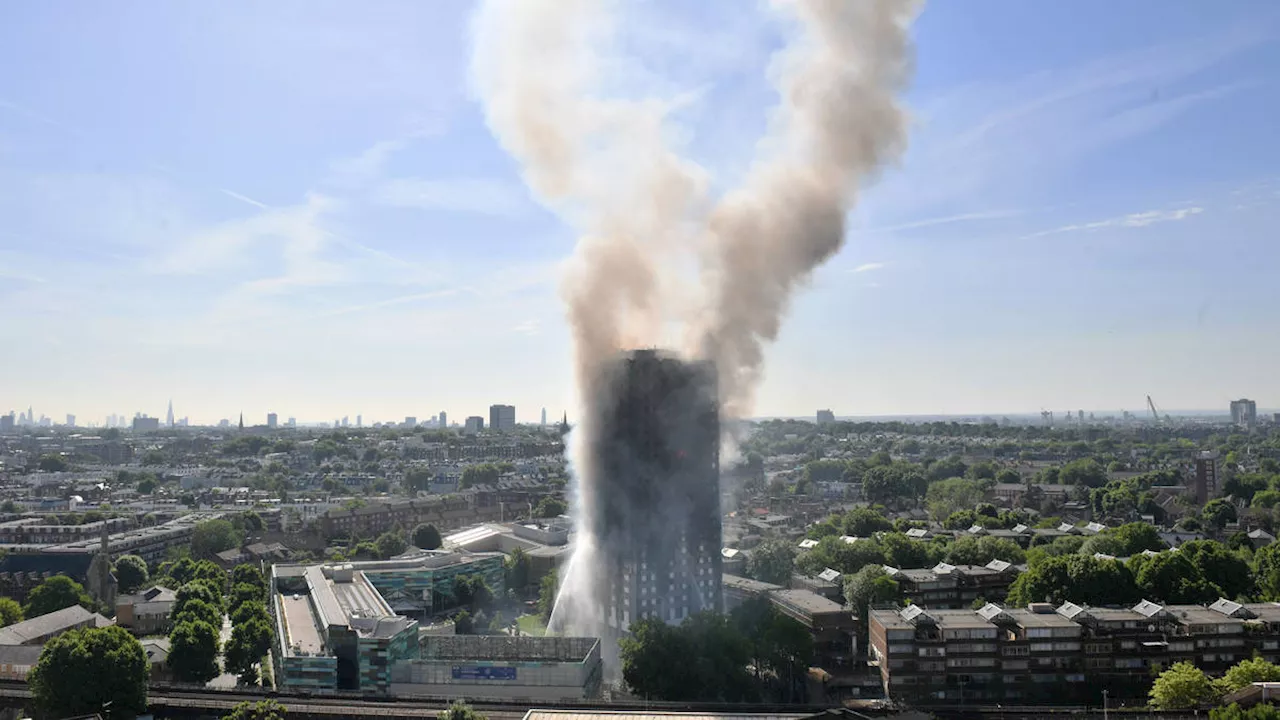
left=0, top=413, right=13, bottom=432
left=885, top=561, right=1022, bottom=608
left=489, top=404, right=516, bottom=432
left=267, top=413, right=278, bottom=429
left=404, top=416, right=418, bottom=428
left=589, top=350, right=722, bottom=633
left=1195, top=450, right=1221, bottom=504
left=0, top=645, right=42, bottom=680
left=870, top=598, right=1280, bottom=705
left=816, top=409, right=835, bottom=426
left=0, top=605, right=113, bottom=646
left=116, top=586, right=177, bottom=635
left=132, top=416, right=160, bottom=432
left=319, top=497, right=503, bottom=539
left=1232, top=399, right=1258, bottom=427
left=464, top=416, right=484, bottom=435
left=439, top=411, right=447, bottom=429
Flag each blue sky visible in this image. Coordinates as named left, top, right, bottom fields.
left=1, top=0, right=1278, bottom=425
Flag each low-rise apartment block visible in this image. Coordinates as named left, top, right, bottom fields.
left=870, top=598, right=1280, bottom=704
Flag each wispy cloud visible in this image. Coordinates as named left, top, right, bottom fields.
left=1023, top=207, right=1204, bottom=239
left=372, top=177, right=530, bottom=217
left=852, top=262, right=888, bottom=274
left=512, top=318, right=540, bottom=336
left=317, top=290, right=458, bottom=318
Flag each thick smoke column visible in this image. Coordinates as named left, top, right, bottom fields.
left=697, top=0, right=915, bottom=418
left=471, top=0, right=916, bottom=638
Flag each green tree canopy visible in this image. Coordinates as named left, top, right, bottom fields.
left=1008, top=554, right=1139, bottom=607
left=224, top=700, right=287, bottom=720
left=943, top=535, right=1026, bottom=566
left=797, top=535, right=885, bottom=576
left=173, top=597, right=222, bottom=629
left=1109, top=522, right=1168, bottom=555
left=0, top=598, right=23, bottom=627
left=925, top=477, right=986, bottom=521
left=37, top=454, right=68, bottom=472
left=841, top=507, right=892, bottom=537
left=746, top=538, right=797, bottom=585
left=114, top=554, right=149, bottom=594
left=534, top=496, right=567, bottom=518
left=191, top=519, right=244, bottom=559
left=176, top=581, right=224, bottom=617
left=504, top=547, right=530, bottom=591
left=1220, top=656, right=1280, bottom=693
left=375, top=531, right=407, bottom=559
left=1134, top=551, right=1220, bottom=604
left=29, top=625, right=148, bottom=720
left=412, top=523, right=443, bottom=550
left=1180, top=540, right=1254, bottom=600
left=1058, top=458, right=1108, bottom=487
left=1211, top=703, right=1280, bottom=720
left=1150, top=661, right=1219, bottom=710
left=538, top=569, right=558, bottom=622
left=24, top=575, right=93, bottom=618
left=621, top=613, right=754, bottom=702
left=844, top=565, right=900, bottom=654
left=169, top=619, right=222, bottom=683
left=231, top=564, right=266, bottom=596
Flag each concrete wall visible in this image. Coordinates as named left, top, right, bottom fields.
left=389, top=657, right=601, bottom=700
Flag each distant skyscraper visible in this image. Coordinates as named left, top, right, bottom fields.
left=464, top=416, right=485, bottom=435
left=288, top=417, right=296, bottom=428
left=65, top=414, right=75, bottom=427
left=0, top=413, right=14, bottom=432
left=166, top=399, right=175, bottom=428
left=541, top=408, right=547, bottom=426
left=132, top=416, right=160, bottom=432
left=1195, top=451, right=1221, bottom=504
left=404, top=416, right=417, bottom=428
left=816, top=409, right=835, bottom=425
left=238, top=412, right=244, bottom=431
left=489, top=404, right=516, bottom=432
left=356, top=415, right=362, bottom=428
left=267, top=413, right=278, bottom=429
left=1231, top=399, right=1258, bottom=428
left=439, top=411, right=447, bottom=429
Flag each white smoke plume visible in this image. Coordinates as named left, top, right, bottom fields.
left=471, top=0, right=917, bottom=638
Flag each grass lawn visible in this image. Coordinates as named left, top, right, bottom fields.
left=517, top=613, right=548, bottom=636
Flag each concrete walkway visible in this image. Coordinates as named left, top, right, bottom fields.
left=206, top=614, right=238, bottom=689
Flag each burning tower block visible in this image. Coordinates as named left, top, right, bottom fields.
left=588, top=349, right=722, bottom=633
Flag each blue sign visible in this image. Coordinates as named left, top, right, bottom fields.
left=452, top=665, right=517, bottom=680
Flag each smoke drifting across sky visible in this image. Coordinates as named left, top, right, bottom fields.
left=471, top=0, right=917, bottom=637
left=471, top=0, right=917, bottom=420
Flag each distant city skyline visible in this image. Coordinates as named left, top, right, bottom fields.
left=2, top=2, right=1278, bottom=421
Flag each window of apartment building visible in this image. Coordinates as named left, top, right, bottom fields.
left=1114, top=658, right=1144, bottom=669
left=1054, top=642, right=1081, bottom=651
left=1085, top=642, right=1110, bottom=654
left=1002, top=645, right=1029, bottom=656
left=1002, top=660, right=1028, bottom=670
left=1119, top=640, right=1137, bottom=650
left=918, top=647, right=945, bottom=657
left=919, top=661, right=945, bottom=672
left=1029, top=642, right=1054, bottom=653
left=1026, top=628, right=1052, bottom=638
left=888, top=644, right=913, bottom=655
left=1170, top=641, right=1194, bottom=652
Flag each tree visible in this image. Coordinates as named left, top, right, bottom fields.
left=1108, top=523, right=1167, bottom=556
left=538, top=569, right=558, bottom=622
left=169, top=620, right=221, bottom=683
left=375, top=531, right=407, bottom=559
left=173, top=598, right=222, bottom=629
left=1135, top=552, right=1219, bottom=604
left=37, top=454, right=68, bottom=472
left=1078, top=533, right=1127, bottom=558
left=1220, top=656, right=1280, bottom=693
left=191, top=519, right=244, bottom=559
left=412, top=523, right=442, bottom=550
left=439, top=701, right=486, bottom=720
left=505, top=547, right=530, bottom=591
left=844, top=566, right=900, bottom=654
left=28, top=625, right=148, bottom=720
left=231, top=600, right=270, bottom=628
left=224, top=700, right=287, bottom=720
left=944, top=536, right=1026, bottom=566
left=226, top=615, right=274, bottom=679
left=176, top=581, right=224, bottom=617
left=460, top=463, right=503, bottom=489
left=534, top=496, right=567, bottom=519
left=842, top=507, right=892, bottom=537
left=747, top=538, right=797, bottom=585
left=231, top=564, right=267, bottom=597
left=115, top=555, right=149, bottom=594
left=1150, top=661, right=1219, bottom=710
left=1204, top=498, right=1239, bottom=531
left=1007, top=554, right=1139, bottom=607
left=0, top=598, right=22, bottom=627
left=729, top=597, right=812, bottom=701
left=1181, top=540, right=1254, bottom=600
left=621, top=614, right=754, bottom=702
left=1058, top=458, right=1108, bottom=487
left=24, top=575, right=93, bottom=618
left=881, top=532, right=943, bottom=569
left=927, top=455, right=968, bottom=482
left=1212, top=703, right=1280, bottom=720
left=453, top=610, right=474, bottom=635
left=925, top=477, right=986, bottom=521
left=1256, top=543, right=1280, bottom=601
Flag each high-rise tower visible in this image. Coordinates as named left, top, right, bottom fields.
left=587, top=349, right=722, bottom=632
left=166, top=399, right=175, bottom=428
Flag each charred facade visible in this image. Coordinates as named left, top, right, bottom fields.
left=589, top=349, right=722, bottom=632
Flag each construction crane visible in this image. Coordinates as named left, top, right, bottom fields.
left=1146, top=395, right=1170, bottom=424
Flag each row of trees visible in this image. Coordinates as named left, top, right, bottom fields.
left=620, top=597, right=811, bottom=702
left=225, top=564, right=274, bottom=685
left=1152, top=656, right=1280, bottom=711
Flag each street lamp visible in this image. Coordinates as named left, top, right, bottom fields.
left=1102, top=688, right=1109, bottom=720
